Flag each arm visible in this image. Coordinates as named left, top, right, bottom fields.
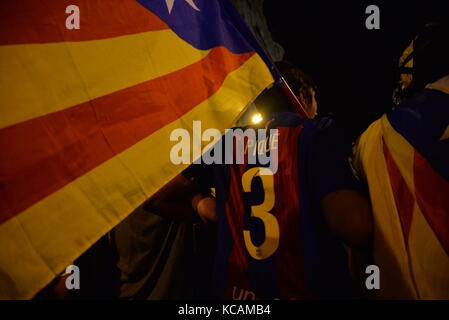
left=145, top=171, right=217, bottom=223
left=312, top=118, right=374, bottom=249
left=321, top=189, right=373, bottom=249
left=145, top=173, right=200, bottom=222
left=192, top=193, right=218, bottom=223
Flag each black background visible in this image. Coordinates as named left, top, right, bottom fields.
left=264, top=0, right=448, bottom=140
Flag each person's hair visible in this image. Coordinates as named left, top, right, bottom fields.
left=275, top=60, right=317, bottom=106
left=394, top=23, right=449, bottom=104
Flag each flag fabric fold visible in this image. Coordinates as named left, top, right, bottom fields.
left=0, top=0, right=274, bottom=299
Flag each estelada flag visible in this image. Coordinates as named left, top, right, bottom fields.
left=0, top=0, right=275, bottom=299
left=354, top=75, right=449, bottom=299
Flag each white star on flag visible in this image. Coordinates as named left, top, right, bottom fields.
left=165, top=0, right=201, bottom=14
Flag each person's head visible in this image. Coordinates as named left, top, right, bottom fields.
left=275, top=61, right=318, bottom=118
left=234, top=83, right=297, bottom=128
left=234, top=62, right=318, bottom=128
left=393, top=23, right=449, bottom=105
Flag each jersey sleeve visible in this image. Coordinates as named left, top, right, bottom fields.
left=309, top=118, right=362, bottom=202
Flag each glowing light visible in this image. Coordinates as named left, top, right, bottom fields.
left=165, top=0, right=200, bottom=14
left=251, top=113, right=263, bottom=124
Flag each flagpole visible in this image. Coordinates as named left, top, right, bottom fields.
left=278, top=77, right=311, bottom=119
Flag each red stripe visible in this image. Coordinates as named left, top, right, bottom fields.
left=274, top=126, right=311, bottom=299
left=0, top=47, right=254, bottom=224
left=223, top=163, right=251, bottom=299
left=0, top=0, right=168, bottom=45
left=414, top=151, right=449, bottom=256
left=383, top=141, right=415, bottom=247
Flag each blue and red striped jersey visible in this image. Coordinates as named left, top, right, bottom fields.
left=185, top=112, right=361, bottom=299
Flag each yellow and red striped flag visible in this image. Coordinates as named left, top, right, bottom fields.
left=0, top=0, right=275, bottom=299
left=354, top=76, right=449, bottom=299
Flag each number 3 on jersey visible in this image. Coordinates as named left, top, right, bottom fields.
left=242, top=167, right=279, bottom=260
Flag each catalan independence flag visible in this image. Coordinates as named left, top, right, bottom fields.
left=0, top=0, right=275, bottom=299
left=354, top=76, right=449, bottom=299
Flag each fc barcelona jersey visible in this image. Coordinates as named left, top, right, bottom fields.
left=184, top=112, right=361, bottom=299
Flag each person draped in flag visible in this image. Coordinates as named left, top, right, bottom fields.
left=353, top=24, right=449, bottom=299
left=148, top=64, right=373, bottom=299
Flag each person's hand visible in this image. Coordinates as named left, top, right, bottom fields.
left=194, top=195, right=217, bottom=223
left=34, top=272, right=69, bottom=299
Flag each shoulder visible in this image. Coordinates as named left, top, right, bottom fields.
left=267, top=112, right=305, bottom=128
left=308, top=117, right=343, bottom=142
left=268, top=112, right=336, bottom=130
left=308, top=117, right=353, bottom=157
left=313, top=116, right=337, bottom=132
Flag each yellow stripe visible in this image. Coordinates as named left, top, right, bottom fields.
left=354, top=119, right=418, bottom=299
left=0, top=54, right=274, bottom=299
left=408, top=203, right=449, bottom=299
left=0, top=29, right=210, bottom=129
left=381, top=116, right=416, bottom=194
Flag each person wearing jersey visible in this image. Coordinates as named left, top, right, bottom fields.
left=147, top=67, right=373, bottom=299
left=353, top=24, right=449, bottom=299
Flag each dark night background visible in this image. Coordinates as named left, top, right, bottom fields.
left=264, top=0, right=448, bottom=141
